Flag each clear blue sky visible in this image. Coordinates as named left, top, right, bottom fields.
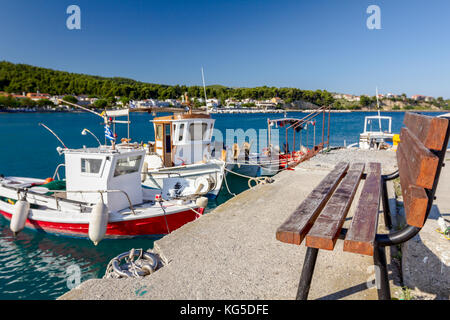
left=1, top=0, right=449, bottom=98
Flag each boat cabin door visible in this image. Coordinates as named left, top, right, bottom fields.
left=155, top=122, right=173, bottom=167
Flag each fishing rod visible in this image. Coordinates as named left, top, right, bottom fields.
left=38, top=123, right=68, bottom=149
left=58, top=99, right=105, bottom=121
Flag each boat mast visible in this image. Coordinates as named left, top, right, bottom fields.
left=201, top=67, right=208, bottom=113
left=376, top=86, right=382, bottom=131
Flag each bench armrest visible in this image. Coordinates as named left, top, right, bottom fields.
left=375, top=224, right=421, bottom=247
left=381, top=170, right=399, bottom=181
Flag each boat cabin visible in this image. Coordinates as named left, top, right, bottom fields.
left=359, top=115, right=394, bottom=150
left=362, top=115, right=392, bottom=135
left=63, top=146, right=145, bottom=212
left=149, top=113, right=215, bottom=168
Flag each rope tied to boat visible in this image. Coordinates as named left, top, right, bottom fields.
left=104, top=248, right=162, bottom=279
left=223, top=167, right=274, bottom=189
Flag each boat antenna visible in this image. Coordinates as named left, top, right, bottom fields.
left=39, top=123, right=68, bottom=149
left=376, top=87, right=382, bottom=131
left=201, top=67, right=208, bottom=113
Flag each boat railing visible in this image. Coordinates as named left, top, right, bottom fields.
left=37, top=188, right=137, bottom=215
left=52, top=163, right=66, bottom=180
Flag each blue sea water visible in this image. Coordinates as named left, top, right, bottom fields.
left=0, top=110, right=445, bottom=299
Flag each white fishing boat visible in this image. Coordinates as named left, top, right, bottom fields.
left=141, top=110, right=226, bottom=198
left=0, top=143, right=207, bottom=244
left=225, top=107, right=331, bottom=177
left=60, top=98, right=227, bottom=199
left=225, top=142, right=279, bottom=177
left=358, top=115, right=394, bottom=150
left=358, top=88, right=395, bottom=150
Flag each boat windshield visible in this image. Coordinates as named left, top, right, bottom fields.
left=364, top=117, right=391, bottom=133
left=114, top=155, right=142, bottom=177
left=189, top=123, right=208, bottom=141
left=81, top=158, right=103, bottom=174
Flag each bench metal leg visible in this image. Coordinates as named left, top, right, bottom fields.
left=373, top=245, right=391, bottom=300
left=381, top=179, right=393, bottom=230
left=296, top=247, right=319, bottom=300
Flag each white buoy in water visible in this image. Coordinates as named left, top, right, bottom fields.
left=88, top=201, right=109, bottom=245
left=10, top=199, right=30, bottom=236
left=195, top=196, right=208, bottom=209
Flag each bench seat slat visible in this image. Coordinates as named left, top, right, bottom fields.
left=403, top=112, right=449, bottom=151
left=398, top=127, right=439, bottom=189
left=343, top=162, right=381, bottom=256
left=397, top=142, right=429, bottom=228
left=305, top=163, right=365, bottom=251
left=276, top=162, right=349, bottom=245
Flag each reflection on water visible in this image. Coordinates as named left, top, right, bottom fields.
left=0, top=219, right=162, bottom=300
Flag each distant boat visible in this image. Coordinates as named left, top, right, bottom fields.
left=358, top=87, right=396, bottom=150
left=226, top=107, right=330, bottom=177
left=358, top=115, right=394, bottom=150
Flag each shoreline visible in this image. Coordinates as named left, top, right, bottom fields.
left=0, top=109, right=447, bottom=114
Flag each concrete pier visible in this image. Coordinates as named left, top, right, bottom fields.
left=59, top=149, right=448, bottom=300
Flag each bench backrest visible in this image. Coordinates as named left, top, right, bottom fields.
left=397, top=112, right=450, bottom=228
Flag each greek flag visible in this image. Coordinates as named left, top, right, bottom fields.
left=105, top=125, right=115, bottom=141
left=129, top=100, right=137, bottom=109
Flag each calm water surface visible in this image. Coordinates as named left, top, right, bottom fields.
left=0, top=110, right=445, bottom=299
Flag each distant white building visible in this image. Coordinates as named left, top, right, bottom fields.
left=165, top=99, right=180, bottom=106
left=206, top=98, right=219, bottom=108
left=242, top=98, right=256, bottom=104
left=412, top=95, right=426, bottom=101
left=336, top=94, right=360, bottom=102
left=255, top=100, right=276, bottom=108
left=225, top=98, right=241, bottom=107
left=271, top=97, right=284, bottom=105
left=341, top=94, right=360, bottom=102
left=135, top=100, right=157, bottom=108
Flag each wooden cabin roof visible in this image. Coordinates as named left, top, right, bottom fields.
left=153, top=113, right=211, bottom=121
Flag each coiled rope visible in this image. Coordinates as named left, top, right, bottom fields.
left=104, top=248, right=161, bottom=279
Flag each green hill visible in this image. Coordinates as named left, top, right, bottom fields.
left=0, top=61, right=334, bottom=106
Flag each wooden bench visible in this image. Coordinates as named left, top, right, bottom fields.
left=276, top=112, right=450, bottom=300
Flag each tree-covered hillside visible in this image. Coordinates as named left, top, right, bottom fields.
left=0, top=61, right=334, bottom=106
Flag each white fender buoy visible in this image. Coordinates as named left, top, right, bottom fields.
left=10, top=199, right=30, bottom=236
left=141, top=161, right=148, bottom=182
left=88, top=201, right=109, bottom=245
left=195, top=196, right=208, bottom=209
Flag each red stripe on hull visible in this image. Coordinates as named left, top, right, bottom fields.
left=0, top=208, right=204, bottom=238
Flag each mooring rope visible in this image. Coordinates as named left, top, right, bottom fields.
left=223, top=171, right=237, bottom=197
left=104, top=248, right=160, bottom=279
left=223, top=167, right=274, bottom=189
